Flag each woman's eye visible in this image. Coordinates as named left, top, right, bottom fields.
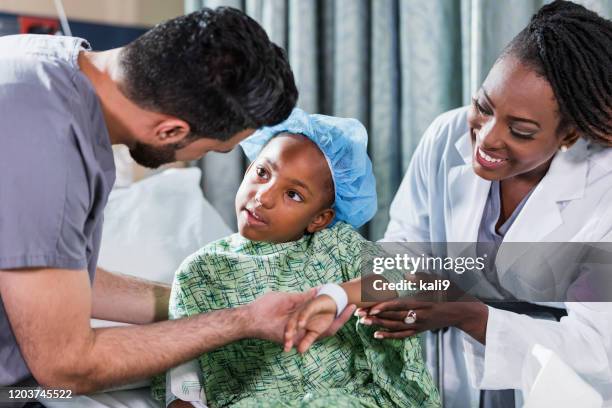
left=472, top=98, right=491, bottom=116
left=287, top=191, right=303, bottom=202
left=509, top=128, right=535, bottom=140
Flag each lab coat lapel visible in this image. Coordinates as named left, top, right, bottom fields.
left=447, top=134, right=490, bottom=244
left=496, top=140, right=589, bottom=279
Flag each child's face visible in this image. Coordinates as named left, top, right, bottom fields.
left=235, top=134, right=335, bottom=243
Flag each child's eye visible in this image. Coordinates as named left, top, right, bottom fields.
left=287, top=191, right=303, bottom=202
left=255, top=166, right=269, bottom=179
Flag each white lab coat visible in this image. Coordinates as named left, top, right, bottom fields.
left=383, top=107, right=612, bottom=405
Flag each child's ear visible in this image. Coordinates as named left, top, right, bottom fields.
left=306, top=208, right=335, bottom=234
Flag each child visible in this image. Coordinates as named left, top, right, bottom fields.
left=153, top=109, right=440, bottom=407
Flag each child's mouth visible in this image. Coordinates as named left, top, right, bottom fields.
left=244, top=208, right=268, bottom=226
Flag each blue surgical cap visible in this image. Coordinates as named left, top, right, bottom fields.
left=240, top=108, right=377, bottom=229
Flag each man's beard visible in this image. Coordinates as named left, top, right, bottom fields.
left=128, top=141, right=179, bottom=169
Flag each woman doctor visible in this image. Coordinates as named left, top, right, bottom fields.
left=359, top=1, right=612, bottom=406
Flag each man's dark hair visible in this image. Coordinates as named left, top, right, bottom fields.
left=503, top=0, right=611, bottom=145
left=120, top=7, right=298, bottom=141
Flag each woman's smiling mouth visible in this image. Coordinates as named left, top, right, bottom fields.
left=475, top=146, right=508, bottom=169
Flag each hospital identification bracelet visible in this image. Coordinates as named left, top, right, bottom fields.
left=316, top=283, right=348, bottom=317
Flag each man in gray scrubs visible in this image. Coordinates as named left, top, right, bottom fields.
left=0, top=7, right=352, bottom=403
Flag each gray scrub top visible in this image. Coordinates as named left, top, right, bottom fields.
left=0, top=34, right=115, bottom=385
left=477, top=180, right=534, bottom=299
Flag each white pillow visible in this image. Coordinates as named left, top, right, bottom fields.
left=98, top=167, right=233, bottom=284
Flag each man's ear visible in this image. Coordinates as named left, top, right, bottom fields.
left=306, top=208, right=335, bottom=234
left=153, top=118, right=191, bottom=146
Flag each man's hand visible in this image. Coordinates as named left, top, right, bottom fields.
left=282, top=294, right=357, bottom=354
left=283, top=295, right=336, bottom=353
left=245, top=290, right=355, bottom=346
left=244, top=290, right=317, bottom=343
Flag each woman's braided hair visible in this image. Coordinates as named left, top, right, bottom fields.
left=504, top=0, right=612, bottom=145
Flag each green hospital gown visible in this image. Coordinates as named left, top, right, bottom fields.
left=153, top=222, right=440, bottom=407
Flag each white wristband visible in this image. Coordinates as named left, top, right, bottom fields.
left=316, top=283, right=348, bottom=317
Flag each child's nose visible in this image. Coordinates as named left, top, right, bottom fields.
left=255, top=185, right=275, bottom=208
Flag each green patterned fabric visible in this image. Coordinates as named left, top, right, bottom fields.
left=153, top=222, right=440, bottom=407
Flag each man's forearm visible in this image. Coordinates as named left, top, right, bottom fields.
left=1, top=267, right=309, bottom=395
left=92, top=267, right=171, bottom=324
left=74, top=306, right=249, bottom=394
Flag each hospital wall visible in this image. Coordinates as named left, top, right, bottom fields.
left=0, top=0, right=183, bottom=27
left=0, top=0, right=182, bottom=49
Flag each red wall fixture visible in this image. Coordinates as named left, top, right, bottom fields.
left=19, top=16, right=60, bottom=35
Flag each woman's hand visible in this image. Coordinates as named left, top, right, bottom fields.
left=358, top=299, right=489, bottom=344
left=283, top=295, right=355, bottom=353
